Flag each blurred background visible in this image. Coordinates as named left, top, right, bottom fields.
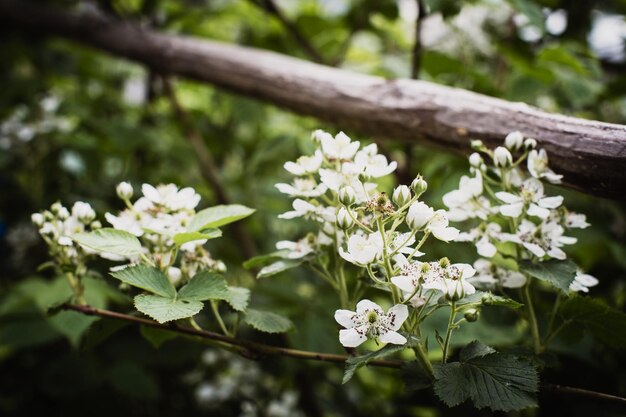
left=1, top=0, right=626, bottom=416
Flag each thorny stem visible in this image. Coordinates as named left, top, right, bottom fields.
left=442, top=302, right=456, bottom=363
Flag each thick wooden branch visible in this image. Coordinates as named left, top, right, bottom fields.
left=2, top=1, right=626, bottom=199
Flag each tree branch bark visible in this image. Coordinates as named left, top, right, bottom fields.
left=1, top=0, right=626, bottom=199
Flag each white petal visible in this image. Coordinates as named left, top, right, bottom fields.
left=386, top=304, right=409, bottom=331
left=527, top=203, right=550, bottom=219
left=334, top=309, right=356, bottom=328
left=499, top=202, right=524, bottom=218
left=538, top=196, right=563, bottom=209
left=339, top=328, right=367, bottom=347
left=356, top=299, right=382, bottom=314
left=495, top=192, right=521, bottom=204
left=524, top=242, right=546, bottom=258
left=431, top=226, right=460, bottom=242
left=391, top=276, right=416, bottom=293
left=575, top=273, right=599, bottom=287
left=476, top=239, right=497, bottom=257
left=379, top=331, right=407, bottom=345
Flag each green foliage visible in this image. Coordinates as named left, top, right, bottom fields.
left=225, top=287, right=251, bottom=312
left=343, top=342, right=410, bottom=384
left=257, top=259, right=304, bottom=278
left=433, top=341, right=539, bottom=411
left=243, top=308, right=293, bottom=334
left=519, top=259, right=577, bottom=292
left=559, top=296, right=626, bottom=348
left=177, top=271, right=230, bottom=301
left=140, top=325, right=178, bottom=348
left=187, top=204, right=255, bottom=231
left=172, top=229, right=222, bottom=245
left=110, top=265, right=176, bottom=298
left=73, top=228, right=143, bottom=258
left=134, top=294, right=204, bottom=324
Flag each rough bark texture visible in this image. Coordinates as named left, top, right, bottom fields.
left=2, top=0, right=626, bottom=199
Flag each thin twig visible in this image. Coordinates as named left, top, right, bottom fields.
left=63, top=304, right=403, bottom=368
left=543, top=384, right=626, bottom=408
left=410, top=0, right=426, bottom=79
left=161, top=77, right=257, bottom=260
left=251, top=0, right=326, bottom=64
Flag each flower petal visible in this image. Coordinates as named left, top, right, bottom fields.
left=379, top=330, right=407, bottom=345
left=386, top=304, right=409, bottom=331
left=339, top=328, right=367, bottom=347
left=334, top=309, right=356, bottom=328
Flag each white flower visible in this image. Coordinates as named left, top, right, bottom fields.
left=352, top=144, right=397, bottom=178
left=276, top=238, right=314, bottom=259
left=275, top=178, right=327, bottom=197
left=406, top=201, right=434, bottom=230
left=469, top=259, right=526, bottom=289
left=71, top=201, right=96, bottom=223
left=493, top=146, right=512, bottom=167
left=278, top=199, right=328, bottom=221
left=320, top=131, right=360, bottom=160
left=31, top=213, right=45, bottom=226
left=443, top=173, right=489, bottom=221
left=505, top=131, right=524, bottom=150
left=141, top=183, right=201, bottom=211
left=564, top=212, right=589, bottom=229
left=569, top=271, right=599, bottom=293
left=496, top=178, right=563, bottom=219
left=334, top=300, right=408, bottom=347
left=389, top=232, right=421, bottom=256
left=116, top=181, right=134, bottom=200
left=338, top=233, right=383, bottom=265
left=528, top=149, right=562, bottom=183
left=426, top=210, right=459, bottom=242
left=283, top=150, right=323, bottom=176
left=501, top=219, right=575, bottom=260
left=422, top=263, right=476, bottom=301
left=105, top=210, right=144, bottom=236
left=392, top=185, right=412, bottom=207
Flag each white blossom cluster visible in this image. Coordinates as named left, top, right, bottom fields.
left=105, top=182, right=225, bottom=282
left=31, top=201, right=100, bottom=266
left=275, top=130, right=478, bottom=347
left=443, top=131, right=598, bottom=293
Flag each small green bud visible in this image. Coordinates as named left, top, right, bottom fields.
left=464, top=308, right=479, bottom=322
left=392, top=185, right=412, bottom=207
left=410, top=175, right=428, bottom=195
left=338, top=186, right=356, bottom=206
left=336, top=207, right=355, bottom=230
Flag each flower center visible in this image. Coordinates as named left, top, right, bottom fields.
left=367, top=311, right=378, bottom=324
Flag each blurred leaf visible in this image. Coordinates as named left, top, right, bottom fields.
left=107, top=361, right=159, bottom=400
left=519, top=259, right=577, bottom=292
left=134, top=294, right=203, bottom=324
left=187, top=204, right=255, bottom=231
left=343, top=342, right=411, bottom=384
left=243, top=308, right=293, bottom=333
left=559, top=296, right=626, bottom=348
left=110, top=265, right=176, bottom=298
left=225, top=286, right=250, bottom=312
left=172, top=228, right=222, bottom=245
left=257, top=259, right=304, bottom=278
left=243, top=250, right=289, bottom=269
left=177, top=271, right=230, bottom=301
left=73, top=228, right=142, bottom=257
left=47, top=310, right=99, bottom=348
left=140, top=325, right=178, bottom=348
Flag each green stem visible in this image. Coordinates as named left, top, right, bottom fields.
left=522, top=281, right=543, bottom=354
left=544, top=292, right=563, bottom=345
left=413, top=342, right=435, bottom=379
left=210, top=301, right=231, bottom=336
left=65, top=271, right=86, bottom=305
left=442, top=302, right=456, bottom=363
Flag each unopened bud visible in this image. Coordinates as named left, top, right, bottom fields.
left=493, top=146, right=512, bottom=167
left=116, top=181, right=134, bottom=200
left=90, top=220, right=102, bottom=229
left=336, top=207, right=355, bottom=230
left=392, top=185, right=412, bottom=207
left=524, top=138, right=537, bottom=149
left=464, top=308, right=480, bottom=322
left=468, top=152, right=482, bottom=167
left=338, top=186, right=356, bottom=206
left=406, top=201, right=434, bottom=230
left=31, top=213, right=45, bottom=227
left=410, top=175, right=428, bottom=195
left=504, top=131, right=524, bottom=150
left=471, top=139, right=485, bottom=150
left=72, top=201, right=96, bottom=223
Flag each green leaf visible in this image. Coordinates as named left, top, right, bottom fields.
left=519, top=259, right=577, bottom=292
left=479, top=293, right=524, bottom=309
left=433, top=341, right=538, bottom=411
left=243, top=308, right=293, bottom=334
left=225, top=287, right=250, bottom=312
left=177, top=271, right=229, bottom=301
left=107, top=361, right=159, bottom=399
left=559, top=296, right=626, bottom=348
left=257, top=259, right=303, bottom=278
left=343, top=343, right=408, bottom=384
left=140, top=326, right=178, bottom=348
left=134, top=294, right=203, bottom=324
left=47, top=310, right=99, bottom=348
left=110, top=265, right=176, bottom=298
left=187, top=204, right=255, bottom=232
left=172, top=229, right=222, bottom=245
left=73, top=228, right=142, bottom=257
left=402, top=361, right=435, bottom=391
left=243, top=251, right=289, bottom=269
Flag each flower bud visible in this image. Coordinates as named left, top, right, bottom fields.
left=524, top=138, right=537, bottom=149
left=392, top=185, right=412, bottom=207
left=406, top=201, right=434, bottom=230
left=167, top=267, right=183, bottom=285
left=493, top=146, right=512, bottom=167
left=445, top=280, right=465, bottom=302
left=464, top=308, right=480, bottom=322
left=410, top=175, right=428, bottom=195
left=90, top=220, right=102, bottom=229
left=468, top=152, right=482, bottom=167
left=31, top=213, right=45, bottom=227
left=471, top=139, right=485, bottom=150
left=358, top=172, right=370, bottom=183
left=311, top=129, right=327, bottom=144
left=504, top=131, right=524, bottom=150
left=72, top=201, right=96, bottom=223
left=439, top=257, right=451, bottom=268
left=57, top=206, right=70, bottom=220
left=336, top=207, right=355, bottom=230
left=338, top=186, right=356, bottom=206
left=50, top=202, right=63, bottom=215
left=116, top=181, right=134, bottom=200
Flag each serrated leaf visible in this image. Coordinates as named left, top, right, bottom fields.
left=172, top=229, right=222, bottom=245
left=402, top=361, right=435, bottom=391
left=243, top=308, right=293, bottom=334
left=343, top=343, right=408, bottom=384
left=73, top=228, right=142, bottom=257
left=243, top=251, right=289, bottom=269
left=134, top=294, right=203, bottom=323
left=110, top=265, right=176, bottom=298
left=559, top=296, right=626, bottom=348
left=433, top=342, right=538, bottom=411
left=177, top=271, right=229, bottom=301
left=257, top=259, right=303, bottom=278
left=225, top=287, right=250, bottom=312
left=140, top=326, right=178, bottom=348
left=47, top=310, right=99, bottom=348
left=519, top=259, right=577, bottom=292
left=187, top=204, right=255, bottom=232
left=478, top=292, right=524, bottom=309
